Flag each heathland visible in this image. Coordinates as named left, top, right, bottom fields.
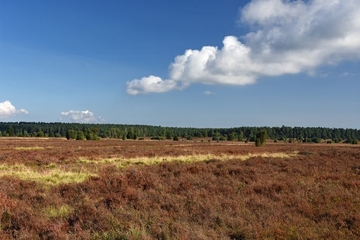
left=0, top=138, right=359, bottom=239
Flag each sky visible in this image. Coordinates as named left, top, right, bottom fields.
left=1, top=0, right=359, bottom=128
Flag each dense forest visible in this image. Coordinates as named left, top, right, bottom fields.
left=0, top=122, right=359, bottom=144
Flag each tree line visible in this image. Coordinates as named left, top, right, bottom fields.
left=0, top=122, right=359, bottom=144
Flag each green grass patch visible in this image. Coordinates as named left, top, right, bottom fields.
left=43, top=204, right=73, bottom=218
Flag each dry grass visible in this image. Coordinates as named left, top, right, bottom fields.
left=0, top=164, right=96, bottom=186
left=14, top=147, right=45, bottom=150
left=78, top=151, right=298, bottom=169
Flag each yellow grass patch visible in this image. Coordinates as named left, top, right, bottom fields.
left=0, top=164, right=96, bottom=186
left=78, top=151, right=299, bottom=168
left=14, top=147, right=45, bottom=150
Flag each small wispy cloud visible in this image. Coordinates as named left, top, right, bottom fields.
left=127, top=0, right=360, bottom=95
left=340, top=72, right=355, bottom=77
left=0, top=101, right=28, bottom=118
left=203, top=91, right=214, bottom=95
left=60, top=110, right=105, bottom=123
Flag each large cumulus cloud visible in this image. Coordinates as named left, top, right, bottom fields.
left=127, top=0, right=360, bottom=95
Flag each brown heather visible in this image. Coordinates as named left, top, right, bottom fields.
left=0, top=138, right=359, bottom=239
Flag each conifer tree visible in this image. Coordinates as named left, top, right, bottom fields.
left=255, top=129, right=267, bottom=147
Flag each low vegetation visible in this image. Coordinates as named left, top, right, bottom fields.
left=0, top=138, right=359, bottom=239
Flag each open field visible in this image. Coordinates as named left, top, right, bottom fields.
left=0, top=138, right=359, bottom=239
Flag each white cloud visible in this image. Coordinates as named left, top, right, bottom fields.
left=60, top=110, right=105, bottom=123
left=0, top=101, right=28, bottom=118
left=126, top=75, right=179, bottom=95
left=127, top=0, right=360, bottom=94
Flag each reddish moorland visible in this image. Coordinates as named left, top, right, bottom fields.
left=0, top=138, right=359, bottom=239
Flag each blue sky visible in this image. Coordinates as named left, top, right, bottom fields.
left=1, top=0, right=359, bottom=128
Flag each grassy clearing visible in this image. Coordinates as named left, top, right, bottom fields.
left=43, top=205, right=74, bottom=218
left=0, top=164, right=96, bottom=186
left=78, top=151, right=299, bottom=167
